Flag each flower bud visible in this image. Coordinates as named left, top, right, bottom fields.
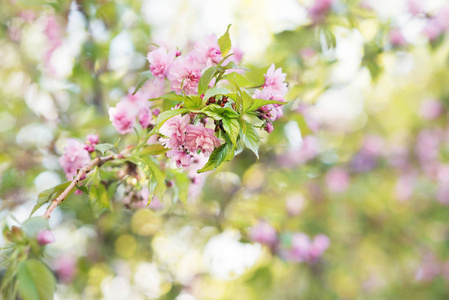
left=264, top=122, right=274, bottom=133
left=36, top=230, right=55, bottom=246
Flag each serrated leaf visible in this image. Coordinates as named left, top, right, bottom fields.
left=133, top=70, right=153, bottom=95
left=241, top=89, right=254, bottom=113
left=17, top=259, right=56, bottom=300
left=30, top=182, right=71, bottom=217
left=184, top=95, right=202, bottom=109
left=241, top=120, right=260, bottom=158
left=248, top=98, right=287, bottom=112
left=95, top=143, right=114, bottom=155
left=89, top=183, right=109, bottom=218
left=203, top=87, right=231, bottom=101
left=149, top=92, right=185, bottom=102
left=234, top=137, right=245, bottom=156
left=222, top=117, right=240, bottom=145
left=197, top=142, right=232, bottom=173
left=140, top=144, right=168, bottom=156
left=201, top=104, right=239, bottom=121
left=198, top=66, right=217, bottom=95
left=155, top=108, right=189, bottom=130
left=218, top=24, right=232, bottom=56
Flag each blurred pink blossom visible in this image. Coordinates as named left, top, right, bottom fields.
left=167, top=148, right=192, bottom=168
left=308, top=0, right=334, bottom=24
left=419, top=99, right=443, bottom=120
left=59, top=139, right=91, bottom=180
left=325, top=167, right=350, bottom=193
left=36, top=230, right=55, bottom=246
left=54, top=255, right=77, bottom=283
left=249, top=220, right=277, bottom=247
left=389, top=29, right=407, bottom=47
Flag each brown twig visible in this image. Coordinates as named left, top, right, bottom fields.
left=43, top=145, right=133, bottom=219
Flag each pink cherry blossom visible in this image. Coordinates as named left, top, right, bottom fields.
left=139, top=77, right=166, bottom=99
left=108, top=102, right=136, bottom=134
left=192, top=34, right=222, bottom=67
left=159, top=114, right=191, bottom=150
left=255, top=87, right=285, bottom=122
left=325, top=167, right=350, bottom=193
left=263, top=64, right=288, bottom=96
left=167, top=54, right=202, bottom=95
left=86, top=134, right=99, bottom=146
left=36, top=230, right=55, bottom=246
left=249, top=220, right=277, bottom=247
left=167, top=148, right=191, bottom=168
left=283, top=233, right=330, bottom=263
left=264, top=121, right=274, bottom=133
left=147, top=47, right=176, bottom=78
left=184, top=124, right=222, bottom=156
left=59, top=139, right=91, bottom=180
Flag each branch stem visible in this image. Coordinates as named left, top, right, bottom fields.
left=43, top=145, right=133, bottom=219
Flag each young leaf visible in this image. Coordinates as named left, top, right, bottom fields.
left=17, top=259, right=56, bottom=300
left=95, top=143, right=115, bottom=155
left=198, top=66, right=217, bottom=95
left=241, top=120, right=260, bottom=158
left=133, top=70, right=153, bottom=95
left=30, top=182, right=71, bottom=217
left=155, top=108, right=189, bottom=130
left=218, top=24, right=232, bottom=56
left=222, top=117, right=240, bottom=145
left=198, top=142, right=233, bottom=173
left=89, top=183, right=110, bottom=218
left=184, top=95, right=202, bottom=109
left=248, top=98, right=287, bottom=112
left=140, top=144, right=168, bottom=156
left=203, top=87, right=231, bottom=101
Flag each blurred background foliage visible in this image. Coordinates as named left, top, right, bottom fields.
left=2, top=0, right=449, bottom=299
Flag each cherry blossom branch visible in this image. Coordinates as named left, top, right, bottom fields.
left=43, top=145, right=134, bottom=219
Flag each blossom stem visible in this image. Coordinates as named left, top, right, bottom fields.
left=43, top=145, right=134, bottom=219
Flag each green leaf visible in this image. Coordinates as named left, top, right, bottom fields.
left=22, top=217, right=49, bottom=238
left=248, top=98, right=287, bottom=112
left=133, top=70, right=153, bottom=95
left=241, top=89, right=254, bottom=114
left=128, top=157, right=166, bottom=201
left=184, top=95, right=202, bottom=109
left=218, top=24, right=232, bottom=56
left=241, top=120, right=260, bottom=159
left=222, top=117, right=240, bottom=145
left=203, top=87, right=231, bottom=101
left=198, top=142, right=233, bottom=173
left=149, top=92, right=185, bottom=102
left=155, top=108, right=189, bottom=130
left=201, top=104, right=239, bottom=121
left=30, top=182, right=71, bottom=217
left=89, top=183, right=110, bottom=218
left=198, top=66, right=217, bottom=95
left=95, top=143, right=114, bottom=155
left=140, top=144, right=168, bottom=156
left=17, top=259, right=56, bottom=300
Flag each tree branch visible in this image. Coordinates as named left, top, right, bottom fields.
left=43, top=145, right=133, bottom=219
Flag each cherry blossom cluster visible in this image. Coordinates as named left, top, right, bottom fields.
left=256, top=64, right=288, bottom=133
left=249, top=220, right=330, bottom=264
